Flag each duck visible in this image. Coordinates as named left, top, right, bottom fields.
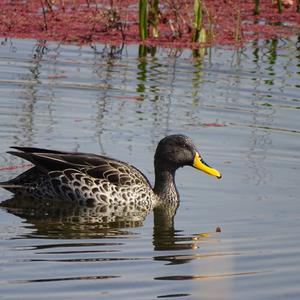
left=0, top=135, right=221, bottom=208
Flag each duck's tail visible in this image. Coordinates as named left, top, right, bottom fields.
left=0, top=166, right=40, bottom=194
left=0, top=181, right=26, bottom=193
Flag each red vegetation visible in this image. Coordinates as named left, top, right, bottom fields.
left=0, top=0, right=299, bottom=47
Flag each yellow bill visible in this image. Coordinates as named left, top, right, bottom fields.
left=193, top=152, right=222, bottom=179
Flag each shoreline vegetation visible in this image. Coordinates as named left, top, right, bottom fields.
left=0, top=0, right=300, bottom=48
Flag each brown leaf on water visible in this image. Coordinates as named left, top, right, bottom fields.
left=202, top=123, right=226, bottom=127
left=114, top=95, right=144, bottom=101
left=47, top=74, right=68, bottom=79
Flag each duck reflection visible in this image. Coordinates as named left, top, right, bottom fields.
left=152, top=202, right=216, bottom=266
left=152, top=201, right=198, bottom=252
left=0, top=196, right=149, bottom=238
left=0, top=196, right=211, bottom=253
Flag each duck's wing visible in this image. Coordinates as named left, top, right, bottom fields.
left=85, top=161, right=151, bottom=187
left=8, top=147, right=151, bottom=187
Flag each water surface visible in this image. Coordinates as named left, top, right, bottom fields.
left=0, top=38, right=299, bottom=299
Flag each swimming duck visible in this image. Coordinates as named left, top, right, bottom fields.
left=0, top=135, right=221, bottom=207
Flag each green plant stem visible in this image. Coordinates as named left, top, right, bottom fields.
left=254, top=0, right=260, bottom=15
left=277, top=0, right=282, bottom=13
left=192, top=0, right=202, bottom=43
left=205, top=6, right=214, bottom=43
left=139, top=0, right=148, bottom=41
left=235, top=8, right=241, bottom=43
left=150, top=0, right=159, bottom=38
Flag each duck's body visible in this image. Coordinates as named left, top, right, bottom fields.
left=1, top=148, right=158, bottom=208
left=0, top=135, right=221, bottom=207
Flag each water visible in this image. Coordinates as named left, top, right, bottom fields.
left=0, top=37, right=299, bottom=299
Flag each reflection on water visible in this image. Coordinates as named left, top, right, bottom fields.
left=1, top=196, right=210, bottom=254
left=0, top=197, right=150, bottom=238
left=0, top=37, right=300, bottom=299
left=0, top=194, right=224, bottom=290
left=0, top=194, right=227, bottom=289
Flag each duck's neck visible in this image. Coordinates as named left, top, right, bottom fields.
left=153, top=166, right=179, bottom=203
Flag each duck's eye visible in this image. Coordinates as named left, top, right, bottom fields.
left=178, top=143, right=186, bottom=148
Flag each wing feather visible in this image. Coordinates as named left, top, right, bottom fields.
left=7, top=147, right=151, bottom=188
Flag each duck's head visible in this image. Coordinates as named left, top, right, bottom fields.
left=154, top=134, right=221, bottom=179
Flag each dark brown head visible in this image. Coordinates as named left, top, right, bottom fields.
left=154, top=134, right=221, bottom=178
